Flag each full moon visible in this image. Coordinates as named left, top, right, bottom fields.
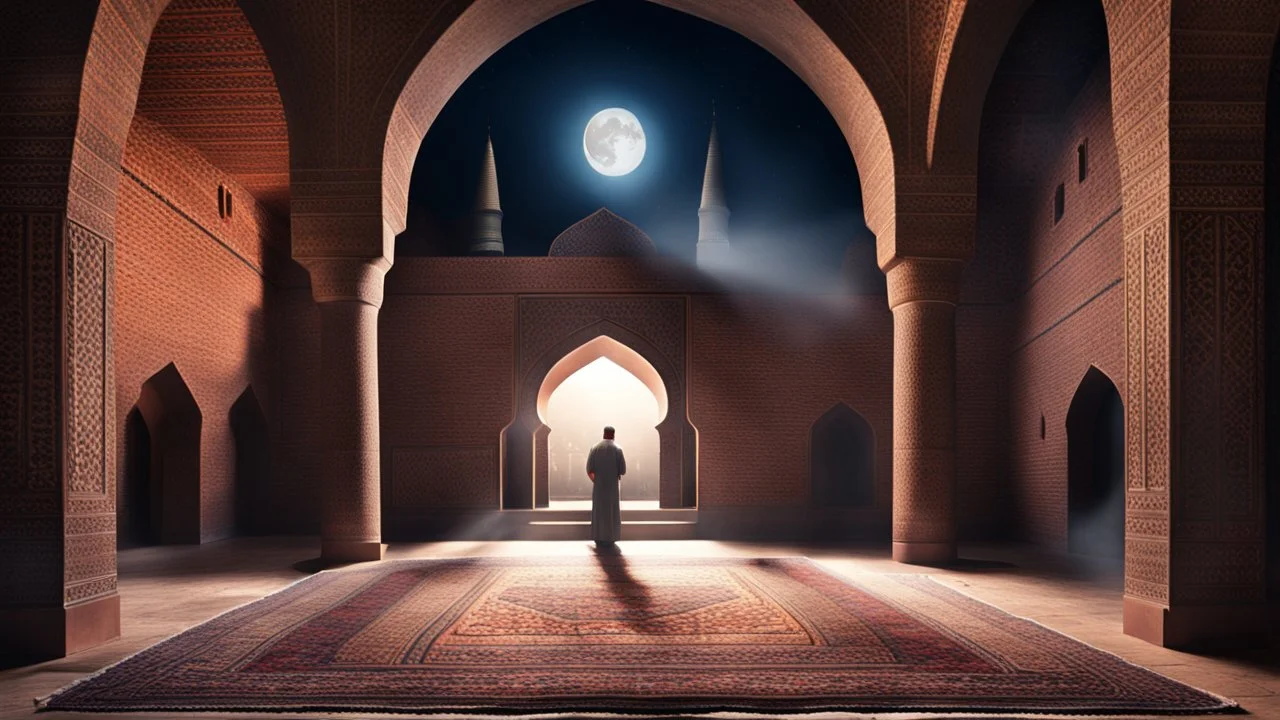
left=583, top=108, right=646, bottom=176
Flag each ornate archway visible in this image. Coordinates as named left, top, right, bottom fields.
left=539, top=341, right=665, bottom=504
left=503, top=323, right=696, bottom=510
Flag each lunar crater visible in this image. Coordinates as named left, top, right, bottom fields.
left=584, top=108, right=646, bottom=176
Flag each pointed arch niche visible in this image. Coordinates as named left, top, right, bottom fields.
left=810, top=403, right=876, bottom=509
left=1066, top=366, right=1124, bottom=560
left=124, top=363, right=203, bottom=545
left=503, top=325, right=696, bottom=510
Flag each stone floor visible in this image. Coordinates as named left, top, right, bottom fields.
left=2, top=537, right=1276, bottom=720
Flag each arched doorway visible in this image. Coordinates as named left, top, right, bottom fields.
left=543, top=357, right=663, bottom=506
left=231, top=387, right=271, bottom=536
left=535, top=335, right=669, bottom=508
left=1066, top=367, right=1124, bottom=559
left=132, top=363, right=203, bottom=545
left=504, top=327, right=694, bottom=510
left=811, top=404, right=875, bottom=508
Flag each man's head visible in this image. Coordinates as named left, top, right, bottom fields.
left=603, top=426, right=615, bottom=440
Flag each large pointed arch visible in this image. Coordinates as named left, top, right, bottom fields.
left=379, top=0, right=897, bottom=256
left=3, top=0, right=291, bottom=658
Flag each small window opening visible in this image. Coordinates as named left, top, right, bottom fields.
left=1040, top=414, right=1046, bottom=440
left=1077, top=139, right=1089, bottom=183
left=218, top=184, right=233, bottom=219
left=1053, top=183, right=1065, bottom=225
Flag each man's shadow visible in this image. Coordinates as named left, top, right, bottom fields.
left=591, top=544, right=654, bottom=624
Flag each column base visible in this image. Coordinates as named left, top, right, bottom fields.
left=1123, top=596, right=1275, bottom=650
left=0, top=593, right=120, bottom=664
left=321, top=540, right=386, bottom=564
left=892, top=541, right=956, bottom=566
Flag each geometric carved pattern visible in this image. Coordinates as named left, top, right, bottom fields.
left=1173, top=209, right=1265, bottom=603
left=1178, top=212, right=1216, bottom=519
left=1110, top=0, right=1176, bottom=608
left=67, top=221, right=108, bottom=495
left=27, top=213, right=59, bottom=492
left=518, top=297, right=685, bottom=381
left=0, top=213, right=23, bottom=490
left=548, top=209, right=658, bottom=257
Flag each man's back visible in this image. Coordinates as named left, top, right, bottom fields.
left=587, top=439, right=626, bottom=480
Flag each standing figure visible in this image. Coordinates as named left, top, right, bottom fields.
left=587, top=425, right=627, bottom=545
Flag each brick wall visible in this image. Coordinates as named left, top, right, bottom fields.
left=267, top=276, right=323, bottom=534
left=976, top=60, right=1125, bottom=549
left=377, top=258, right=894, bottom=539
left=114, top=115, right=285, bottom=543
left=688, top=293, right=893, bottom=537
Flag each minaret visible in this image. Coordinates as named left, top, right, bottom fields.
left=469, top=134, right=504, bottom=256
left=696, top=118, right=732, bottom=269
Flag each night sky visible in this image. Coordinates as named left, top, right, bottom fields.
left=400, top=0, right=868, bottom=281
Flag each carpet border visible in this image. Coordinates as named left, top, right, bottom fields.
left=805, top=562, right=1243, bottom=716
left=35, top=555, right=1246, bottom=717
left=35, top=566, right=332, bottom=711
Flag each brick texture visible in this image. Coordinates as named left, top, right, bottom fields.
left=115, top=115, right=282, bottom=543
left=376, top=259, right=893, bottom=538
left=973, top=47, right=1124, bottom=549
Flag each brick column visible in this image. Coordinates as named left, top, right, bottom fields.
left=886, top=258, right=963, bottom=565
left=303, top=258, right=389, bottom=563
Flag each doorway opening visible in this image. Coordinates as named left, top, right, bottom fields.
left=541, top=353, right=663, bottom=509
left=1066, top=366, right=1124, bottom=559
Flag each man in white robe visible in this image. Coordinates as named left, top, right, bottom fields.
left=586, top=426, right=626, bottom=545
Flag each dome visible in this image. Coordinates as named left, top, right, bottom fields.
left=548, top=208, right=657, bottom=257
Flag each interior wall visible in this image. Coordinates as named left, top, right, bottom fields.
left=114, top=115, right=284, bottom=543
left=377, top=258, right=896, bottom=540
left=268, top=267, right=323, bottom=534
left=977, top=57, right=1125, bottom=549
left=379, top=291, right=516, bottom=530
left=1266, top=34, right=1280, bottom=604
left=688, top=293, right=892, bottom=538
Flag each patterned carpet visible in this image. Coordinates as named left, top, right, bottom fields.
left=45, top=556, right=1237, bottom=715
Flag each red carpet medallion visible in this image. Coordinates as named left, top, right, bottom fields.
left=44, top=557, right=1237, bottom=715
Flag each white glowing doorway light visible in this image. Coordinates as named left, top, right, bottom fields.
left=538, top=336, right=666, bottom=503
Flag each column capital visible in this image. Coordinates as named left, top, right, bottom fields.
left=884, top=257, right=963, bottom=309
left=300, top=257, right=391, bottom=307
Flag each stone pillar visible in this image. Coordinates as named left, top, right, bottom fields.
left=303, top=258, right=389, bottom=563
left=886, top=258, right=963, bottom=565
